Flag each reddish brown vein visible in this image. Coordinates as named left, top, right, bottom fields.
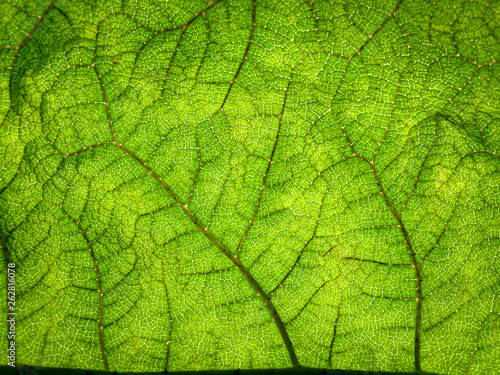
left=5, top=0, right=57, bottom=113
left=217, top=0, right=256, bottom=112
left=328, top=0, right=403, bottom=106
left=116, top=142, right=300, bottom=368
left=269, top=192, right=326, bottom=297
left=356, top=0, right=403, bottom=55
left=61, top=209, right=109, bottom=371
left=162, top=268, right=173, bottom=371
left=367, top=159, right=423, bottom=372
left=160, top=26, right=187, bottom=98
left=236, top=75, right=292, bottom=258
left=328, top=303, right=342, bottom=368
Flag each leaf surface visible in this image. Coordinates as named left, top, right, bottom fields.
left=0, top=0, right=499, bottom=374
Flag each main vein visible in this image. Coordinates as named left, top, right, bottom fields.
left=107, top=0, right=299, bottom=366
left=116, top=143, right=300, bottom=367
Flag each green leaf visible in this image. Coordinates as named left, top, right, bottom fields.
left=1, top=0, right=499, bottom=373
